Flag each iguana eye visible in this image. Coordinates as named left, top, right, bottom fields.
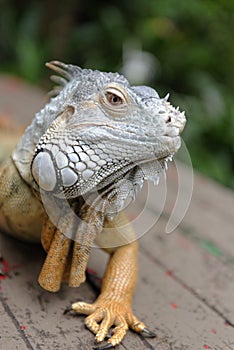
left=106, top=92, right=123, bottom=106
left=100, top=85, right=129, bottom=118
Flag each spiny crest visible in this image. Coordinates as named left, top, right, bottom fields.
left=46, top=60, right=129, bottom=97
left=46, top=61, right=82, bottom=97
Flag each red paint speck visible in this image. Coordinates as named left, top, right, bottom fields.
left=86, top=268, right=97, bottom=275
left=2, top=258, right=10, bottom=272
left=171, top=303, right=178, bottom=309
left=203, top=345, right=210, bottom=349
left=211, top=329, right=217, bottom=334
left=0, top=258, right=10, bottom=279
left=166, top=270, right=174, bottom=277
left=20, top=326, right=26, bottom=331
left=0, top=258, right=23, bottom=280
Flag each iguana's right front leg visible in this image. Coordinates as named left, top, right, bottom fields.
left=69, top=212, right=156, bottom=348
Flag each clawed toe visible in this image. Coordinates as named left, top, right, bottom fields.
left=63, top=306, right=73, bottom=315
left=92, top=327, right=157, bottom=350
left=65, top=299, right=156, bottom=348
left=141, top=327, right=157, bottom=338
left=106, top=330, right=112, bottom=339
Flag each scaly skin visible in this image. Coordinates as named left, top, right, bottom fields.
left=0, top=120, right=43, bottom=242
left=0, top=62, right=186, bottom=348
left=73, top=213, right=147, bottom=347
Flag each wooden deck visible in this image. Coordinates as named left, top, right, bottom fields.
left=1, top=76, right=234, bottom=350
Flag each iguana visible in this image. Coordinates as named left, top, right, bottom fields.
left=0, top=61, right=186, bottom=349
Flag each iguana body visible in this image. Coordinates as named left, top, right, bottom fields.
left=0, top=62, right=186, bottom=349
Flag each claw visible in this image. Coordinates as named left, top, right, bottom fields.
left=141, top=327, right=157, bottom=338
left=93, top=344, right=114, bottom=350
left=63, top=306, right=73, bottom=315
left=106, top=331, right=112, bottom=339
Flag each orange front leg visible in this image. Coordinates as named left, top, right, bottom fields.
left=70, top=213, right=156, bottom=349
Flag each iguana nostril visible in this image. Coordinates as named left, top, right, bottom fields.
left=166, top=116, right=172, bottom=123
left=32, top=152, right=57, bottom=192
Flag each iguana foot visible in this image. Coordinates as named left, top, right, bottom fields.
left=70, top=299, right=156, bottom=348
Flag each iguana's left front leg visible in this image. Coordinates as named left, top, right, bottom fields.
left=70, top=213, right=156, bottom=348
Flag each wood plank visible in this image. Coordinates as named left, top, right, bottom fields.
left=128, top=198, right=234, bottom=325
left=0, top=301, right=29, bottom=350
left=135, top=250, right=234, bottom=350
left=148, top=221, right=234, bottom=325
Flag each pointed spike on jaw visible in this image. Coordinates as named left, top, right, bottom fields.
left=130, top=190, right=136, bottom=202
left=164, top=93, right=170, bottom=101
left=150, top=174, right=160, bottom=185
left=134, top=179, right=144, bottom=193
left=168, top=154, right=174, bottom=162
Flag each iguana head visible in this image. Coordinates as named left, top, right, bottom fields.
left=14, top=61, right=186, bottom=217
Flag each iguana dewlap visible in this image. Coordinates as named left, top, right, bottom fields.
left=0, top=61, right=186, bottom=349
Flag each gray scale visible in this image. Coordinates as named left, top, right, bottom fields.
left=79, top=152, right=90, bottom=162
left=75, top=162, right=86, bottom=172
left=82, top=169, right=94, bottom=180
left=55, top=151, right=69, bottom=169
left=68, top=153, right=79, bottom=163
left=74, top=146, right=82, bottom=154
left=60, top=167, right=78, bottom=187
left=65, top=145, right=74, bottom=154
left=51, top=145, right=60, bottom=156
left=91, top=155, right=100, bottom=162
left=87, top=161, right=97, bottom=169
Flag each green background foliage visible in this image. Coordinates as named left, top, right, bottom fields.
left=0, top=0, right=233, bottom=188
